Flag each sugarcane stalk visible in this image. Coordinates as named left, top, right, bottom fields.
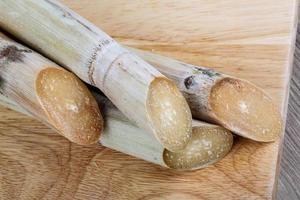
left=96, top=92, right=233, bottom=170
left=0, top=87, right=233, bottom=170
left=0, top=33, right=103, bottom=145
left=127, top=47, right=283, bottom=142
left=0, top=0, right=192, bottom=152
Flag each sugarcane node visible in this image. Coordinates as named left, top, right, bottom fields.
left=184, top=75, right=196, bottom=89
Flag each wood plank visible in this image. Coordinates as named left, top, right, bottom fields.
left=0, top=0, right=297, bottom=199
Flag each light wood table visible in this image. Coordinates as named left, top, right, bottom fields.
left=0, top=1, right=298, bottom=199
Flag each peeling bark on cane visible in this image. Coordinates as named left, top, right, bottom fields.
left=128, top=47, right=282, bottom=142
left=0, top=34, right=103, bottom=145
left=0, top=88, right=233, bottom=170
left=0, top=0, right=193, bottom=152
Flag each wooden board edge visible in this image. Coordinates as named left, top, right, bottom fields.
left=273, top=0, right=300, bottom=199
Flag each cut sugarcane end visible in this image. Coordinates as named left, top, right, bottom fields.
left=209, top=77, right=282, bottom=142
left=163, top=126, right=233, bottom=170
left=147, top=77, right=193, bottom=152
left=35, top=67, right=103, bottom=145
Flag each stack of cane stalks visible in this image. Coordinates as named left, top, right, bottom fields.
left=0, top=0, right=282, bottom=170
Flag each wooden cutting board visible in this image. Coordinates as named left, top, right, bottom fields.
left=0, top=0, right=297, bottom=199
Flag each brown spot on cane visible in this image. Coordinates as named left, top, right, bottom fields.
left=0, top=76, right=4, bottom=95
left=184, top=75, right=196, bottom=89
left=0, top=45, right=32, bottom=63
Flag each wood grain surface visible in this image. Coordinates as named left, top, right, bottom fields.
left=0, top=0, right=298, bottom=199
left=277, top=6, right=300, bottom=199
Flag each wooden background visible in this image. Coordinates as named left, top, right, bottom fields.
left=0, top=0, right=298, bottom=199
